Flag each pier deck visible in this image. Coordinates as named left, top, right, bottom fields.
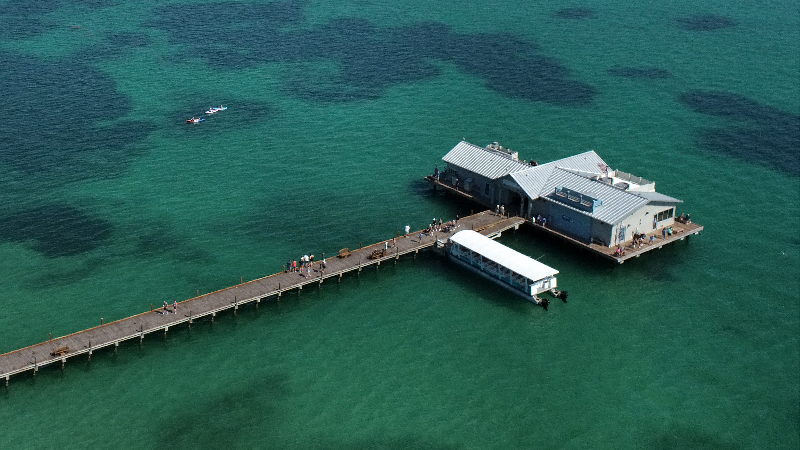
left=0, top=211, right=524, bottom=384
left=426, top=176, right=703, bottom=263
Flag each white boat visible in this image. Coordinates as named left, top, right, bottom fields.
left=448, top=230, right=562, bottom=308
left=186, top=117, right=204, bottom=123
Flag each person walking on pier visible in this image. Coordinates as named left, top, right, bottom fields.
left=405, top=225, right=410, bottom=236
left=173, top=300, right=178, bottom=314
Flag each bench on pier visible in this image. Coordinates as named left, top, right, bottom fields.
left=338, top=248, right=351, bottom=258
left=51, top=346, right=69, bottom=357
left=369, top=248, right=386, bottom=259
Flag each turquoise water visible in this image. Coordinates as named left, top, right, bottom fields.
left=1, top=0, right=798, bottom=448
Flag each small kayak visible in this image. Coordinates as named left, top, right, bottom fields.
left=186, top=117, right=205, bottom=123
left=205, top=105, right=228, bottom=114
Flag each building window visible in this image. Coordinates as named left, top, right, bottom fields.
left=656, top=208, right=674, bottom=222
left=484, top=183, right=490, bottom=195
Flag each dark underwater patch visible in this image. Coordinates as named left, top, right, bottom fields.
left=679, top=90, right=800, bottom=176
left=147, top=1, right=596, bottom=106
left=675, top=14, right=737, bottom=31
left=554, top=7, right=597, bottom=20
left=607, top=66, right=672, bottom=80
left=0, top=51, right=155, bottom=181
left=0, top=205, right=113, bottom=258
left=76, top=31, right=151, bottom=62
left=0, top=0, right=120, bottom=40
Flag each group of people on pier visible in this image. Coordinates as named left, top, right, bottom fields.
left=288, top=255, right=320, bottom=276
left=420, top=217, right=458, bottom=238
left=161, top=300, right=177, bottom=314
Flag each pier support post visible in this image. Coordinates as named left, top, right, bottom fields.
left=338, top=273, right=342, bottom=283
left=164, top=326, right=168, bottom=337
left=5, top=375, right=8, bottom=387
left=61, top=358, right=65, bottom=370
left=211, top=312, right=216, bottom=322
left=114, top=342, right=118, bottom=353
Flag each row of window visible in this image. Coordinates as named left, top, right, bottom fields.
left=656, top=208, right=674, bottom=222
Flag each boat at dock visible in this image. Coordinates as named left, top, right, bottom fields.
left=447, top=230, right=562, bottom=308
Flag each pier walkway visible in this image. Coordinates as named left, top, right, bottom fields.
left=0, top=211, right=524, bottom=385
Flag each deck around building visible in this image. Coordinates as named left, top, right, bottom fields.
left=425, top=175, right=704, bottom=264
left=0, top=211, right=524, bottom=383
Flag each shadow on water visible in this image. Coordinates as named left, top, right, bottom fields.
left=679, top=90, right=800, bottom=176
left=674, top=14, right=738, bottom=31
left=647, top=425, right=743, bottom=450
left=0, top=51, right=156, bottom=183
left=147, top=1, right=596, bottom=106
left=553, top=7, right=598, bottom=20
left=607, top=66, right=672, bottom=80
left=154, top=374, right=289, bottom=449
left=0, top=204, right=113, bottom=258
left=153, top=369, right=464, bottom=449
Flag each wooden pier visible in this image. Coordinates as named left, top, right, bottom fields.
left=0, top=211, right=524, bottom=385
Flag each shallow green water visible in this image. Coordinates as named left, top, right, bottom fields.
left=1, top=0, right=798, bottom=448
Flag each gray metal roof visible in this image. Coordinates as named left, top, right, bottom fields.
left=441, top=142, right=679, bottom=224
left=540, top=168, right=649, bottom=225
left=634, top=191, right=683, bottom=203
left=443, top=141, right=531, bottom=180
left=509, top=150, right=609, bottom=199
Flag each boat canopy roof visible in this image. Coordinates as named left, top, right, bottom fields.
left=450, top=230, right=558, bottom=281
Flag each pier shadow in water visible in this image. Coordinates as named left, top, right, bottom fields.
left=679, top=90, right=800, bottom=176
left=147, top=1, right=596, bottom=106
left=0, top=204, right=113, bottom=258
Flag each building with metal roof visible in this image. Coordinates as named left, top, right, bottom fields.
left=439, top=141, right=684, bottom=248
